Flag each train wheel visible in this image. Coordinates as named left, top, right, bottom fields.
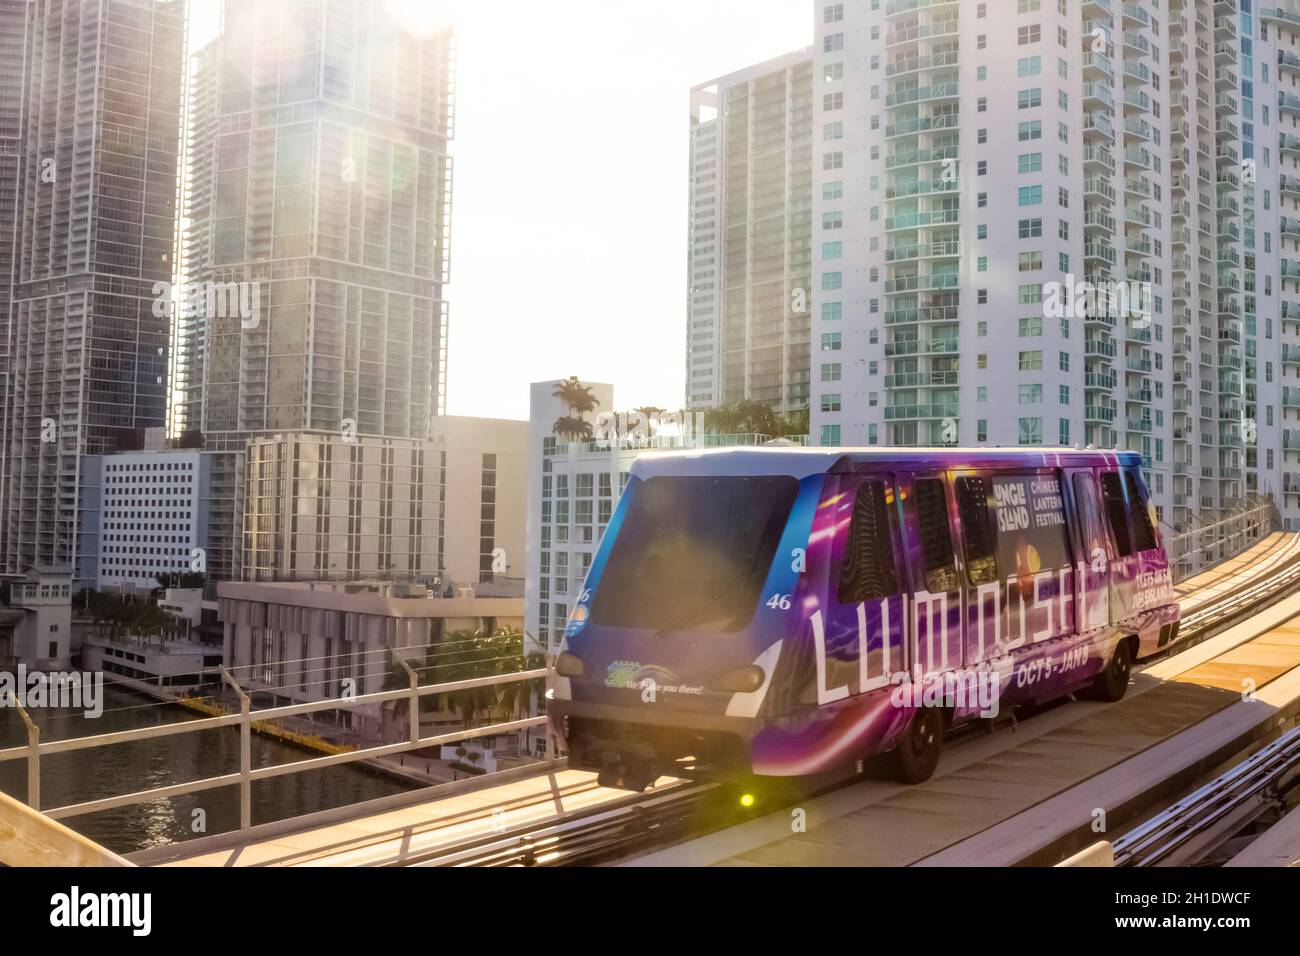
left=891, top=707, right=943, bottom=784
left=1091, top=638, right=1133, bottom=703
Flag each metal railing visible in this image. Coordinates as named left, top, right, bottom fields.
left=1160, top=495, right=1279, bottom=582
left=0, top=665, right=556, bottom=839
left=1111, top=726, right=1300, bottom=866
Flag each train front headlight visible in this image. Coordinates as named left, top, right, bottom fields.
left=555, top=651, right=588, bottom=679
left=710, top=665, right=765, bottom=694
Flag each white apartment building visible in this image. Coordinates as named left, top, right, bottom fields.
left=1264, top=5, right=1300, bottom=520
left=803, top=0, right=1290, bottom=531
left=242, top=431, right=444, bottom=583
left=429, top=416, right=528, bottom=588
left=87, top=448, right=218, bottom=592
left=687, top=50, right=815, bottom=413
left=526, top=380, right=616, bottom=653
left=241, top=418, right=525, bottom=587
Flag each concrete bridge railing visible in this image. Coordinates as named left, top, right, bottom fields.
left=0, top=789, right=132, bottom=867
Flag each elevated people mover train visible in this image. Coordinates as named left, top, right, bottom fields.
left=547, top=446, right=1180, bottom=791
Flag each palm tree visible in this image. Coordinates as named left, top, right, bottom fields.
left=553, top=377, right=600, bottom=444
left=420, top=629, right=494, bottom=728
left=493, top=629, right=546, bottom=718
left=569, top=387, right=600, bottom=419
left=435, top=629, right=548, bottom=729
left=127, top=602, right=173, bottom=638
left=703, top=400, right=781, bottom=436
left=625, top=406, right=665, bottom=441
left=552, top=416, right=593, bottom=441
left=777, top=404, right=810, bottom=438
left=703, top=404, right=740, bottom=434
left=552, top=376, right=600, bottom=419
left=379, top=628, right=550, bottom=742
left=734, top=399, right=780, bottom=435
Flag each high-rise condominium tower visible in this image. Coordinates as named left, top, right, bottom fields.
left=180, top=0, right=455, bottom=449
left=0, top=0, right=186, bottom=576
left=808, top=0, right=1293, bottom=533
left=0, top=0, right=30, bottom=523
left=687, top=50, right=814, bottom=414
left=1263, top=4, right=1300, bottom=527
left=180, top=0, right=454, bottom=584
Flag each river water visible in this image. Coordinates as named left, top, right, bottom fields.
left=0, top=683, right=413, bottom=856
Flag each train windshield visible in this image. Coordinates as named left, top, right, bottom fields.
left=590, top=474, right=799, bottom=633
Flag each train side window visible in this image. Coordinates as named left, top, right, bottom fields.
left=837, top=479, right=900, bottom=603
left=1099, top=471, right=1134, bottom=558
left=914, top=478, right=959, bottom=593
left=1071, top=472, right=1109, bottom=562
left=1125, top=471, right=1159, bottom=552
left=955, top=475, right=998, bottom=585
left=990, top=472, right=1072, bottom=574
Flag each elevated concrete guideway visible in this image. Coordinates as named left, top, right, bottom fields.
left=0, top=789, right=133, bottom=867
left=141, top=768, right=689, bottom=867
left=1225, top=802, right=1300, bottom=867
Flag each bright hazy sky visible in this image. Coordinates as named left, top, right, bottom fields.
left=188, top=1, right=811, bottom=421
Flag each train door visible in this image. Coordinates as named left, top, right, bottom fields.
left=898, top=473, right=963, bottom=680
left=833, top=474, right=908, bottom=693
left=1098, top=469, right=1139, bottom=623
left=1065, top=469, right=1112, bottom=632
left=984, top=469, right=1076, bottom=651
left=951, top=472, right=1002, bottom=667
left=1123, top=468, right=1162, bottom=555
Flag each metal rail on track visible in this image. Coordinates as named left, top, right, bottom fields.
left=400, top=782, right=723, bottom=867
left=1175, top=538, right=1300, bottom=642
left=1111, top=727, right=1300, bottom=867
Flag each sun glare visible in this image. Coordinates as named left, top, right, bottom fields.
left=382, top=0, right=460, bottom=37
